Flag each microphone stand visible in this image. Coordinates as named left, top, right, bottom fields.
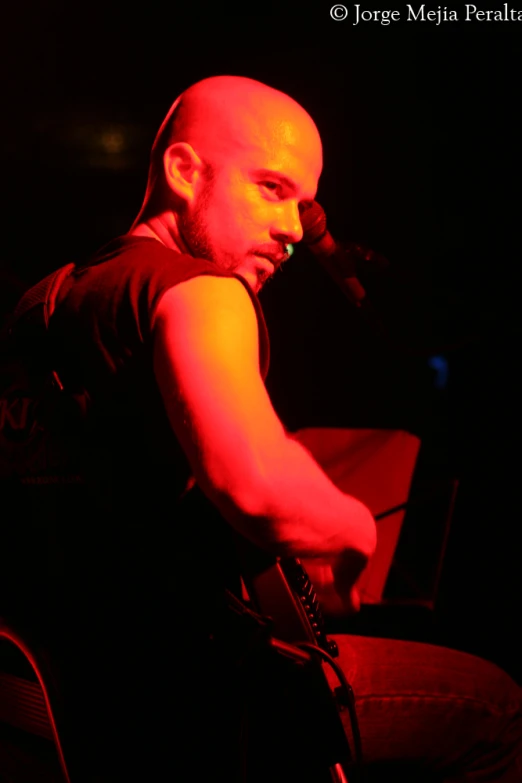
left=299, top=200, right=478, bottom=358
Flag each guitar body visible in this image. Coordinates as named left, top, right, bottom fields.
left=236, top=539, right=354, bottom=783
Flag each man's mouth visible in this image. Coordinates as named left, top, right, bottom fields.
left=254, top=250, right=288, bottom=269
left=253, top=254, right=276, bottom=274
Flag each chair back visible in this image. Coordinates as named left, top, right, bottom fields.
left=0, top=618, right=71, bottom=782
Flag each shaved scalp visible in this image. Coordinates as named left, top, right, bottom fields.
left=135, top=75, right=322, bottom=221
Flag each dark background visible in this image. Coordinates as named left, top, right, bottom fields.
left=1, top=2, right=521, bottom=681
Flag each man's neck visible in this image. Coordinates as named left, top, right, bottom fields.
left=128, top=213, right=191, bottom=255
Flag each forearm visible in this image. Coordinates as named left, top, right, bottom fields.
left=207, top=435, right=377, bottom=562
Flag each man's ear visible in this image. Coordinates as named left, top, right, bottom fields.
left=163, top=142, right=204, bottom=204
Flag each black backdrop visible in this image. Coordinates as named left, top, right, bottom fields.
left=2, top=1, right=521, bottom=680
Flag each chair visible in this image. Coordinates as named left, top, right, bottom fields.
left=0, top=618, right=71, bottom=782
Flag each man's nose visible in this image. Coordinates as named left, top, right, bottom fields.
left=271, top=201, right=303, bottom=245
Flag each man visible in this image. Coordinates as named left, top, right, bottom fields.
left=131, top=76, right=374, bottom=615
left=4, top=75, right=521, bottom=781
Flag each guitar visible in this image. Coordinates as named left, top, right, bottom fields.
left=236, top=540, right=360, bottom=783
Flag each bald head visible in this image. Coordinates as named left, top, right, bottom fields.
left=137, top=75, right=322, bottom=219
left=167, top=76, right=321, bottom=164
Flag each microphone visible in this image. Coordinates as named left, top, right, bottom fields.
left=298, top=200, right=389, bottom=308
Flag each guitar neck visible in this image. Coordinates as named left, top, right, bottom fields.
left=236, top=537, right=338, bottom=657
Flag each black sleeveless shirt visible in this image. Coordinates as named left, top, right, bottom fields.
left=1, top=237, right=273, bottom=778
left=46, top=236, right=270, bottom=630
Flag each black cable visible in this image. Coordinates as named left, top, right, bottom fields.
left=295, top=641, right=363, bottom=769
left=374, top=480, right=458, bottom=522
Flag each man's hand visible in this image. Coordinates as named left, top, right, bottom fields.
left=301, top=549, right=369, bottom=617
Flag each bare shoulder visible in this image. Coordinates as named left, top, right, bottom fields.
left=152, top=274, right=257, bottom=333
left=152, top=275, right=261, bottom=378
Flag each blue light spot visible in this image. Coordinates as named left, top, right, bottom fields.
left=428, top=355, right=449, bottom=389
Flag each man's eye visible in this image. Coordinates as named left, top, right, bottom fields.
left=261, top=181, right=280, bottom=194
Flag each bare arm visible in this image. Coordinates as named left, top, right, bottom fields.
left=152, top=275, right=376, bottom=574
